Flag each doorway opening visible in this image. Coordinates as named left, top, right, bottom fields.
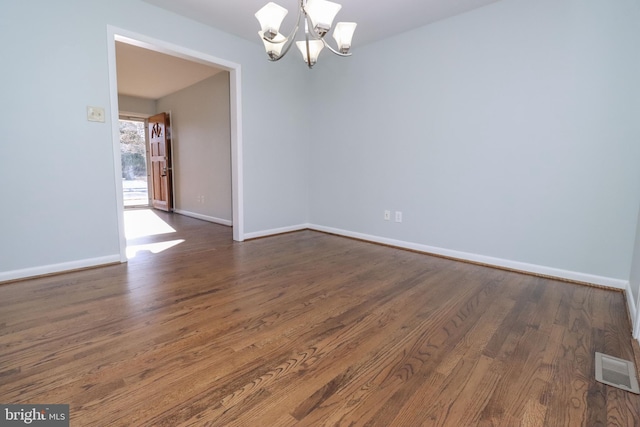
left=119, top=118, right=150, bottom=207
left=107, top=27, right=245, bottom=264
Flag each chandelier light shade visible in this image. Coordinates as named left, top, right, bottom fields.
left=296, top=40, right=324, bottom=66
left=332, top=22, right=357, bottom=53
left=255, top=0, right=356, bottom=68
left=304, top=0, right=341, bottom=35
left=259, top=31, right=287, bottom=60
left=255, top=2, right=288, bottom=40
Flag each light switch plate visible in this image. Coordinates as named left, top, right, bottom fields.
left=87, top=106, right=105, bottom=122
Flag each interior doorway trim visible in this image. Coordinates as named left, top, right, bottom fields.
left=106, top=26, right=245, bottom=262
left=635, top=290, right=640, bottom=341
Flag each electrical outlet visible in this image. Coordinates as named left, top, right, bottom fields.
left=384, top=210, right=391, bottom=221
left=395, top=211, right=402, bottom=223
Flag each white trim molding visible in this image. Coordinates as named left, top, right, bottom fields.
left=243, top=224, right=309, bottom=240
left=229, top=67, right=244, bottom=242
left=0, top=255, right=121, bottom=284
left=626, top=282, right=639, bottom=340
left=308, top=224, right=629, bottom=290
left=634, top=285, right=640, bottom=342
left=174, top=210, right=232, bottom=227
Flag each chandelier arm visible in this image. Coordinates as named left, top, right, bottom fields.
left=267, top=25, right=298, bottom=61
left=280, top=2, right=303, bottom=50
left=320, top=38, right=352, bottom=57
left=303, top=21, right=352, bottom=58
left=304, top=14, right=326, bottom=41
left=304, top=14, right=313, bottom=68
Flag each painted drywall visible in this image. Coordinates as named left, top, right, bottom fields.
left=118, top=95, right=156, bottom=117
left=0, top=0, right=310, bottom=278
left=309, top=0, right=640, bottom=282
left=156, top=73, right=232, bottom=223
left=4, top=0, right=640, bottom=292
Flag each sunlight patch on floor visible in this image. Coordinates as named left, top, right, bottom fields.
left=124, top=209, right=176, bottom=239
left=126, top=239, right=185, bottom=259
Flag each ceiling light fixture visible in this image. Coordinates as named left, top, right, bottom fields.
left=255, top=0, right=357, bottom=68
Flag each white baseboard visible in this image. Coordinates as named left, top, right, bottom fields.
left=243, top=224, right=309, bottom=240
left=0, top=255, right=122, bottom=283
left=308, top=224, right=629, bottom=291
left=626, top=282, right=638, bottom=340
left=174, top=209, right=232, bottom=227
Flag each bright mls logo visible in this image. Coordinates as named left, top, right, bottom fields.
left=0, top=405, right=69, bottom=426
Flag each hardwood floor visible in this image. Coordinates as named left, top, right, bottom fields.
left=1, top=210, right=639, bottom=426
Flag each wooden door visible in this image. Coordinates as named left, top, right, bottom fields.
left=148, top=112, right=173, bottom=212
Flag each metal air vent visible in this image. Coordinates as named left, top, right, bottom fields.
left=595, top=352, right=640, bottom=394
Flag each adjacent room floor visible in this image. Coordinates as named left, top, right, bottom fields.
left=1, top=211, right=639, bottom=426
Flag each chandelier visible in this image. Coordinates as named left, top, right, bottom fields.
left=255, top=0, right=357, bottom=68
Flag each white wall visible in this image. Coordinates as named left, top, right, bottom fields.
left=309, top=0, right=640, bottom=285
left=157, top=73, right=232, bottom=224
left=3, top=0, right=640, bottom=327
left=0, top=0, right=310, bottom=280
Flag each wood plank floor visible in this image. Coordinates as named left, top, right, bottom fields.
left=1, top=210, right=639, bottom=426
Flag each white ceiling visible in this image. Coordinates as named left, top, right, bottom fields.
left=118, top=0, right=503, bottom=100
left=116, top=41, right=223, bottom=100
left=142, top=0, right=503, bottom=47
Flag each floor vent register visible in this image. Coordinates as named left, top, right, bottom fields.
left=595, top=352, right=640, bottom=394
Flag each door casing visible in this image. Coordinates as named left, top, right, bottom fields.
left=107, top=26, right=245, bottom=263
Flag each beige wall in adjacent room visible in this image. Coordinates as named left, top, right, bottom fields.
left=118, top=95, right=157, bottom=117
left=156, top=73, right=232, bottom=224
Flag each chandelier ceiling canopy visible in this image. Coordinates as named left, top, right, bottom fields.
left=255, top=0, right=357, bottom=68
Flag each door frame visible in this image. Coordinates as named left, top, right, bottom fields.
left=635, top=290, right=640, bottom=341
left=107, top=26, right=245, bottom=263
